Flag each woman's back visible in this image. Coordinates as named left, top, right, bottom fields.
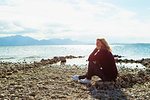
left=97, top=49, right=118, bottom=80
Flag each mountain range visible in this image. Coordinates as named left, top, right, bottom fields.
left=0, top=35, right=91, bottom=46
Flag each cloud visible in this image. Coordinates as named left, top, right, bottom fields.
left=0, top=21, right=38, bottom=34
left=0, top=0, right=150, bottom=43
left=0, top=21, right=23, bottom=33
left=0, top=34, right=16, bottom=37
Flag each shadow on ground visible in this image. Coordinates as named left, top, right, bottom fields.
left=75, top=69, right=149, bottom=100
left=72, top=68, right=150, bottom=99
left=85, top=80, right=128, bottom=100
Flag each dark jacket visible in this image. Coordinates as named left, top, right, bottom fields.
left=88, top=48, right=118, bottom=80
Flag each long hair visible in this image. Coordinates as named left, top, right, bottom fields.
left=97, top=38, right=112, bottom=52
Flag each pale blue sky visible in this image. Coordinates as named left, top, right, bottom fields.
left=102, top=0, right=150, bottom=21
left=0, top=0, right=150, bottom=43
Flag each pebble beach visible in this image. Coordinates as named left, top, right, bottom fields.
left=0, top=56, right=150, bottom=100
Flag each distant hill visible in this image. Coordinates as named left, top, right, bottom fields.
left=0, top=35, right=89, bottom=46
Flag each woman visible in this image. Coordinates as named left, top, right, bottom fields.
left=72, top=38, right=118, bottom=84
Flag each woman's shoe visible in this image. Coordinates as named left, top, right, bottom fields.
left=80, top=78, right=91, bottom=84
left=72, top=76, right=79, bottom=81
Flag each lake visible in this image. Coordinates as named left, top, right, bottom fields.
left=0, top=44, right=150, bottom=68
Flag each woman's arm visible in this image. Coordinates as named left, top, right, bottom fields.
left=88, top=49, right=106, bottom=64
left=88, top=48, right=98, bottom=61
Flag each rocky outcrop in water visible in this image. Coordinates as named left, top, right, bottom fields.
left=114, top=55, right=150, bottom=68
left=37, top=55, right=84, bottom=66
left=0, top=55, right=84, bottom=78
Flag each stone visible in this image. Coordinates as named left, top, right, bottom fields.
left=34, top=62, right=41, bottom=67
left=7, top=72, right=12, bottom=75
left=14, top=85, right=24, bottom=89
left=29, top=92, right=37, bottom=97
left=53, top=57, right=60, bottom=61
left=29, top=96, right=34, bottom=100
left=60, top=57, right=66, bottom=62
left=0, top=94, right=5, bottom=98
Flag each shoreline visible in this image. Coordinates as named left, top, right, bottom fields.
left=0, top=56, right=150, bottom=99
left=1, top=55, right=150, bottom=68
left=0, top=55, right=150, bottom=78
left=114, top=55, right=150, bottom=68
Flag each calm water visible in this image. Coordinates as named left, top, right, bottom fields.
left=0, top=44, right=150, bottom=68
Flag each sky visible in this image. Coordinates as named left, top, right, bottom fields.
left=0, top=0, right=150, bottom=43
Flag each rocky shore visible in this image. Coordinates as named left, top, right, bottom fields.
left=0, top=55, right=150, bottom=99
left=114, top=55, right=150, bottom=68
